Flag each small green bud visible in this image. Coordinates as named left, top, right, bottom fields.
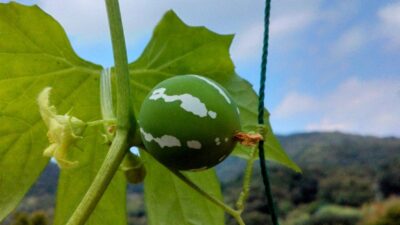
left=121, top=152, right=146, bottom=184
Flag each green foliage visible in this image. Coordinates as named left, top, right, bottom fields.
left=319, top=172, right=374, bottom=207
left=378, top=159, right=400, bottom=198
left=128, top=10, right=296, bottom=225
left=9, top=211, right=49, bottom=225
left=359, top=197, right=400, bottom=225
left=307, top=205, right=361, bottom=225
left=280, top=132, right=400, bottom=171
left=128, top=10, right=299, bottom=172
left=283, top=207, right=310, bottom=225
left=285, top=205, right=361, bottom=225
left=289, top=172, right=319, bottom=205
left=283, top=203, right=326, bottom=225
left=30, top=211, right=49, bottom=225
left=0, top=2, right=299, bottom=225
left=10, top=212, right=30, bottom=225
left=371, top=205, right=400, bottom=225
left=6, top=132, right=400, bottom=225
left=0, top=3, right=126, bottom=224
left=141, top=151, right=225, bottom=225
left=221, top=133, right=400, bottom=225
left=241, top=211, right=272, bottom=225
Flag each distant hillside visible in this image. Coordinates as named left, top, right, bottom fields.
left=21, top=131, right=400, bottom=199
left=6, top=132, right=400, bottom=225
left=278, top=132, right=400, bottom=169
left=221, top=132, right=400, bottom=225
left=217, top=132, right=400, bottom=183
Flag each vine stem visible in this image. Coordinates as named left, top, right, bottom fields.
left=168, top=169, right=245, bottom=225
left=66, top=0, right=133, bottom=224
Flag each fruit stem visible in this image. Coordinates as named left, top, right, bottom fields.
left=169, top=169, right=246, bottom=225
left=66, top=0, right=134, bottom=224
left=236, top=147, right=258, bottom=212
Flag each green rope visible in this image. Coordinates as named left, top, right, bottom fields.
left=257, top=0, right=280, bottom=225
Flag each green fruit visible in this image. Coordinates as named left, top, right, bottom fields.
left=138, top=75, right=241, bottom=171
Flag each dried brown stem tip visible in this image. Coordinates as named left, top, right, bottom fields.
left=234, top=132, right=263, bottom=146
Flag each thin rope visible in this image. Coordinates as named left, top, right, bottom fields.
left=257, top=0, right=280, bottom=225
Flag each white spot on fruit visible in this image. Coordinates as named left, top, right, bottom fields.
left=140, top=128, right=181, bottom=148
left=187, top=140, right=202, bottom=149
left=236, top=107, right=240, bottom=115
left=218, top=155, right=227, bottom=162
left=149, top=88, right=216, bottom=119
left=190, top=166, right=208, bottom=172
left=208, top=111, right=217, bottom=119
left=192, top=75, right=231, bottom=104
left=215, top=137, right=221, bottom=146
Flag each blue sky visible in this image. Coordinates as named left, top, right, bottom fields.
left=5, top=0, right=400, bottom=137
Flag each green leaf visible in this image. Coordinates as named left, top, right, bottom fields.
left=0, top=3, right=127, bottom=224
left=141, top=150, right=225, bottom=225
left=128, top=10, right=300, bottom=172
left=54, top=136, right=127, bottom=225
left=221, top=76, right=302, bottom=172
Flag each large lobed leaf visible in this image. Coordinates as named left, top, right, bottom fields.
left=0, top=3, right=300, bottom=225
left=128, top=10, right=301, bottom=225
left=0, top=3, right=126, bottom=224
left=142, top=151, right=225, bottom=225
left=129, top=10, right=300, bottom=172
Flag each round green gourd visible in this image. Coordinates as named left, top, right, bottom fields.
left=138, top=75, right=241, bottom=171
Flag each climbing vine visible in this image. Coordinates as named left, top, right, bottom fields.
left=0, top=0, right=299, bottom=224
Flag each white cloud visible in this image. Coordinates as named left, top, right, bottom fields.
left=273, top=92, right=318, bottom=118
left=36, top=0, right=267, bottom=45
left=231, top=23, right=263, bottom=61
left=270, top=10, right=317, bottom=38
left=378, top=2, right=400, bottom=48
left=37, top=0, right=175, bottom=45
left=31, top=0, right=322, bottom=61
left=319, top=1, right=361, bottom=25
left=327, top=2, right=400, bottom=56
left=331, top=26, right=366, bottom=57
left=306, top=119, right=351, bottom=132
left=37, top=0, right=109, bottom=44
left=274, top=77, right=400, bottom=136
left=231, top=0, right=321, bottom=60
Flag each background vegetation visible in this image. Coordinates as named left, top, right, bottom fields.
left=3, top=131, right=400, bottom=225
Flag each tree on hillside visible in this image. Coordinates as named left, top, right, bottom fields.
left=379, top=159, right=400, bottom=198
